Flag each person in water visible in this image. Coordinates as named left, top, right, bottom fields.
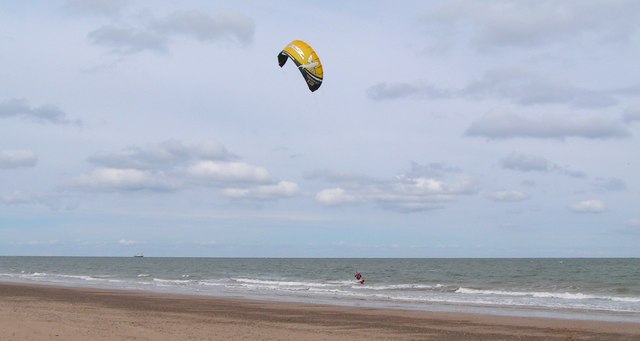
left=355, top=272, right=365, bottom=284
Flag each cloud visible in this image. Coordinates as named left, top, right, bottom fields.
left=555, top=167, right=587, bottom=178
left=0, top=98, right=81, bottom=125
left=487, top=190, right=529, bottom=202
left=77, top=141, right=296, bottom=202
left=466, top=112, right=630, bottom=140
left=89, top=10, right=254, bottom=55
left=500, top=152, right=586, bottom=178
left=570, top=199, right=605, bottom=213
left=152, top=10, right=254, bottom=45
left=394, top=175, right=478, bottom=196
left=223, top=181, right=299, bottom=200
left=89, top=140, right=232, bottom=170
left=623, top=107, right=640, bottom=123
left=313, top=163, right=479, bottom=212
left=74, top=168, right=179, bottom=192
left=0, top=150, right=37, bottom=169
left=316, top=187, right=360, bottom=206
left=501, top=152, right=550, bottom=172
left=304, top=170, right=381, bottom=186
left=187, top=161, right=270, bottom=184
left=593, top=177, right=626, bottom=191
left=0, top=191, right=32, bottom=205
left=367, top=68, right=640, bottom=108
left=0, top=191, right=77, bottom=210
left=461, top=68, right=623, bottom=108
left=367, top=82, right=451, bottom=101
left=64, top=0, right=129, bottom=17
left=424, top=0, right=640, bottom=51
left=405, top=162, right=462, bottom=178
left=118, top=239, right=138, bottom=245
left=88, top=25, right=167, bottom=54
left=629, top=218, right=640, bottom=226
left=26, top=240, right=59, bottom=246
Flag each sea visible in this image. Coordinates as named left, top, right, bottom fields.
left=1, top=257, right=639, bottom=323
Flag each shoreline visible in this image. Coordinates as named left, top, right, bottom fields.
left=2, top=282, right=640, bottom=340
left=3, top=278, right=639, bottom=324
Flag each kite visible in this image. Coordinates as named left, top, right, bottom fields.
left=278, top=40, right=323, bottom=92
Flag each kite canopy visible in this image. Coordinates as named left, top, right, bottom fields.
left=278, top=40, right=323, bottom=92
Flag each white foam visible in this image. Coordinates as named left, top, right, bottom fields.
left=455, top=287, right=640, bottom=304
left=368, top=283, right=445, bottom=291
left=152, top=278, right=193, bottom=286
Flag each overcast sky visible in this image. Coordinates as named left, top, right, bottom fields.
left=2, top=0, right=639, bottom=257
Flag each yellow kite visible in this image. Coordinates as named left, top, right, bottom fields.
left=278, top=40, right=323, bottom=92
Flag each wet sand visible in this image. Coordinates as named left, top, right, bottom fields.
left=1, top=282, right=639, bottom=340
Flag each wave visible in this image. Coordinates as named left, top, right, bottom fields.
left=2, top=270, right=639, bottom=314
left=455, top=287, right=640, bottom=303
left=232, top=277, right=343, bottom=289
left=152, top=278, right=194, bottom=285
left=366, top=283, right=455, bottom=292
left=0, top=272, right=124, bottom=284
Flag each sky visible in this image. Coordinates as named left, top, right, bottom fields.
left=1, top=0, right=639, bottom=257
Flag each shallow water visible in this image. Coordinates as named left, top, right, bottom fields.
left=1, top=257, right=639, bottom=322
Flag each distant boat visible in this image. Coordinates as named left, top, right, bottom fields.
left=134, top=253, right=144, bottom=258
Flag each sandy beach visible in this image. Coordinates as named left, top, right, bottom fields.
left=1, top=282, right=639, bottom=340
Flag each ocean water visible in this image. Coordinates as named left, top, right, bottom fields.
left=1, top=257, right=639, bottom=322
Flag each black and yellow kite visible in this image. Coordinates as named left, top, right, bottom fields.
left=278, top=40, right=323, bottom=92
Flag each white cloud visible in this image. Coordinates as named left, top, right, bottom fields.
left=487, top=190, right=529, bottom=202
left=89, top=10, right=255, bottom=55
left=316, top=187, right=360, bottom=206
left=500, top=152, right=586, bottom=178
left=152, top=10, right=254, bottom=45
left=368, top=67, right=640, bottom=109
left=89, top=140, right=232, bottom=170
left=461, top=67, right=622, bottom=108
left=466, top=112, right=630, bottom=140
left=74, top=168, right=179, bottom=192
left=555, top=167, right=587, bottom=178
left=64, top=0, right=129, bottom=17
left=26, top=240, right=59, bottom=246
left=304, top=170, right=381, bottom=186
left=76, top=142, right=298, bottom=204
left=88, top=25, right=167, bottom=54
left=0, top=150, right=37, bottom=169
left=118, top=239, right=138, bottom=245
left=187, top=161, right=270, bottom=184
left=0, top=191, right=39, bottom=207
left=405, top=162, right=462, bottom=178
left=570, top=199, right=605, bottom=213
left=501, top=152, right=549, bottom=172
left=424, top=0, right=640, bottom=51
left=314, top=163, right=479, bottom=212
left=398, top=177, right=444, bottom=193
left=0, top=98, right=81, bottom=125
left=593, top=177, right=626, bottom=191
left=629, top=218, right=640, bottom=226
left=367, top=82, right=451, bottom=101
left=0, top=191, right=77, bottom=210
left=394, top=175, right=477, bottom=196
left=623, top=107, right=640, bottom=124
left=223, top=181, right=299, bottom=200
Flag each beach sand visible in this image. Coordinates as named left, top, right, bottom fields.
left=1, top=282, right=639, bottom=340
